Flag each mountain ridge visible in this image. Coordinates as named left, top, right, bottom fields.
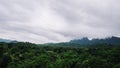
left=0, top=38, right=17, bottom=43
left=0, top=36, right=120, bottom=45
left=70, top=36, right=120, bottom=45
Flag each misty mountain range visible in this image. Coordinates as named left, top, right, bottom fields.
left=0, top=36, right=120, bottom=45
left=70, top=36, right=120, bottom=45
left=0, top=39, right=17, bottom=43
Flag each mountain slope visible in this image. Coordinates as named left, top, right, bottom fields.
left=0, top=38, right=17, bottom=43
left=70, top=36, right=120, bottom=45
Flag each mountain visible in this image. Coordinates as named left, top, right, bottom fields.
left=1, top=36, right=120, bottom=47
left=42, top=36, right=120, bottom=48
left=70, top=36, right=120, bottom=45
left=0, top=38, right=17, bottom=43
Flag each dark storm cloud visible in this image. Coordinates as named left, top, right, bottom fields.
left=0, top=0, right=120, bottom=43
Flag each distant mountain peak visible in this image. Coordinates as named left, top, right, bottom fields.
left=70, top=36, right=120, bottom=45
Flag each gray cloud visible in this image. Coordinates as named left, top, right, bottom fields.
left=0, top=0, right=120, bottom=43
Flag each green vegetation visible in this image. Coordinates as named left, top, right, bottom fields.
left=0, top=42, right=120, bottom=68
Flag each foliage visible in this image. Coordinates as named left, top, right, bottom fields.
left=0, top=42, right=120, bottom=68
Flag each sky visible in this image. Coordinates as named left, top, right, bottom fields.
left=0, top=0, right=120, bottom=43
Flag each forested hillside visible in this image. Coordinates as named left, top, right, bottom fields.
left=0, top=42, right=120, bottom=68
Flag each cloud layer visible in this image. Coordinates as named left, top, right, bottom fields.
left=0, top=0, right=120, bottom=43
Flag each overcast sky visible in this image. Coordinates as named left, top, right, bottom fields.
left=0, top=0, right=120, bottom=43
